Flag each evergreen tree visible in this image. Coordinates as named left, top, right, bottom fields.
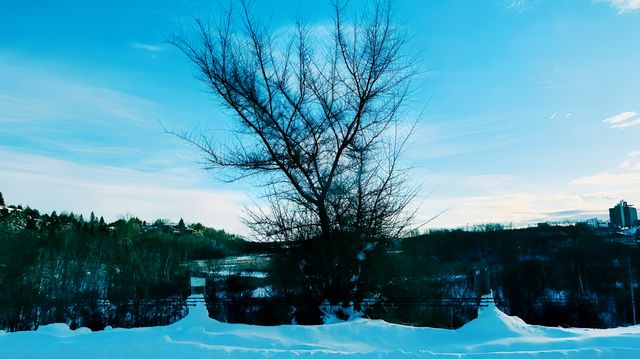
left=0, top=192, right=4, bottom=207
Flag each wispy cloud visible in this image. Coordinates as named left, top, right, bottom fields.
left=130, top=42, right=166, bottom=52
left=422, top=191, right=609, bottom=229
left=528, top=67, right=582, bottom=91
left=415, top=171, right=621, bottom=230
left=501, top=0, right=536, bottom=12
left=0, top=61, right=158, bottom=127
left=0, top=147, right=249, bottom=234
left=612, top=118, right=640, bottom=128
left=547, top=111, right=571, bottom=119
left=455, top=174, right=512, bottom=189
left=597, top=0, right=640, bottom=13
left=412, top=115, right=521, bottom=159
left=0, top=58, right=170, bottom=164
left=618, top=150, right=640, bottom=169
left=544, top=209, right=594, bottom=217
left=603, top=111, right=636, bottom=124
left=570, top=171, right=640, bottom=186
left=569, top=149, right=640, bottom=210
left=602, top=111, right=640, bottom=128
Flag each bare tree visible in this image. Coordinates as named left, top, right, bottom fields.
left=171, top=0, right=417, bottom=310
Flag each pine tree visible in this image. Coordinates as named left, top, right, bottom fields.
left=0, top=192, right=4, bottom=207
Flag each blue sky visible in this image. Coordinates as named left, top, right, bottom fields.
left=2, top=0, right=640, bottom=234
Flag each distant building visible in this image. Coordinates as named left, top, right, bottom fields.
left=609, top=200, right=638, bottom=228
left=584, top=218, right=609, bottom=228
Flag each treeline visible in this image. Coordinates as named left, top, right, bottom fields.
left=203, top=224, right=640, bottom=329
left=2, top=196, right=639, bottom=330
left=389, top=224, right=639, bottom=328
left=0, top=201, right=246, bottom=331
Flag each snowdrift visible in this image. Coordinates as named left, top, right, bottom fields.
left=2, top=295, right=640, bottom=358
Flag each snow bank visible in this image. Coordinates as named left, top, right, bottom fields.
left=2, top=294, right=640, bottom=358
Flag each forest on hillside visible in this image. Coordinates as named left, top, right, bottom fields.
left=205, top=224, right=640, bottom=329
left=0, top=200, right=246, bottom=331
left=1, top=197, right=639, bottom=331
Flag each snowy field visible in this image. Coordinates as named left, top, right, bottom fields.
left=2, top=295, right=640, bottom=358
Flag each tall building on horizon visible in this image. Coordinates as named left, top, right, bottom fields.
left=609, top=200, right=638, bottom=228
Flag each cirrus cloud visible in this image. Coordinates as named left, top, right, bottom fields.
left=603, top=111, right=640, bottom=129
left=598, top=0, right=640, bottom=13
left=500, top=0, right=536, bottom=12
left=0, top=147, right=249, bottom=235
left=130, top=42, right=166, bottom=53
left=618, top=150, right=640, bottom=169
left=570, top=171, right=640, bottom=186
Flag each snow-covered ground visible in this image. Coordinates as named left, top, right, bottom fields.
left=2, top=295, right=640, bottom=358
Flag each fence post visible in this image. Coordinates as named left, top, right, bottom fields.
left=474, top=267, right=491, bottom=297
left=190, top=275, right=206, bottom=297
